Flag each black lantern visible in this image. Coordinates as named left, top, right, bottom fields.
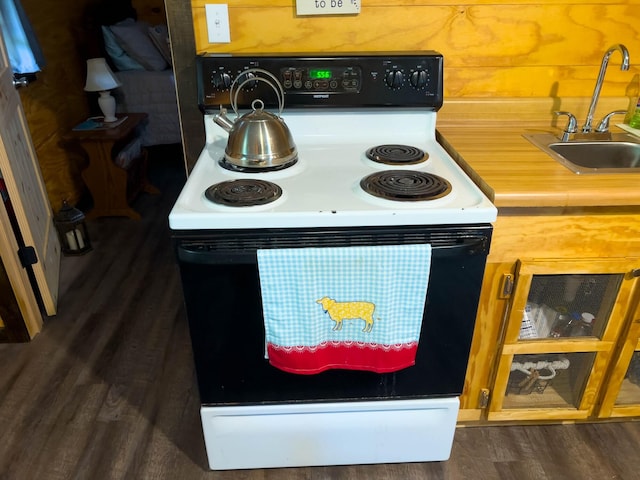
left=54, top=200, right=92, bottom=256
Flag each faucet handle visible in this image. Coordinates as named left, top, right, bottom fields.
left=595, top=110, right=627, bottom=132
left=554, top=111, right=578, bottom=141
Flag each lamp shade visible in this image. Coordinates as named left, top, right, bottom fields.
left=84, top=58, right=121, bottom=92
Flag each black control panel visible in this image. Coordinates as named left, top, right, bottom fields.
left=197, top=52, right=443, bottom=112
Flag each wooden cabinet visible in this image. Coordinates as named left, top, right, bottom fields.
left=598, top=299, right=640, bottom=418
left=460, top=212, right=640, bottom=424
left=488, top=259, right=640, bottom=421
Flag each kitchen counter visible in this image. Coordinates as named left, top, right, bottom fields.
left=430, top=98, right=640, bottom=425
left=439, top=100, right=640, bottom=424
left=436, top=97, right=640, bottom=209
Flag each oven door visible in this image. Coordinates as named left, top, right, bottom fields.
left=174, top=224, right=492, bottom=406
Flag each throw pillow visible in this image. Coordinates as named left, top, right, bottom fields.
left=148, top=25, right=172, bottom=66
left=110, top=19, right=168, bottom=71
left=101, top=25, right=144, bottom=71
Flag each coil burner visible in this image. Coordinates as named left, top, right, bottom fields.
left=218, top=158, right=298, bottom=173
left=365, top=144, right=427, bottom=165
left=205, top=179, right=282, bottom=207
left=360, top=170, right=452, bottom=201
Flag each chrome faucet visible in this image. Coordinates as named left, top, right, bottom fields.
left=554, top=111, right=577, bottom=141
left=581, top=44, right=630, bottom=133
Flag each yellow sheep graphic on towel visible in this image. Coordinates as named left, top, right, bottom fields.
left=316, top=297, right=375, bottom=333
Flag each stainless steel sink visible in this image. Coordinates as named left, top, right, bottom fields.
left=523, top=132, right=640, bottom=174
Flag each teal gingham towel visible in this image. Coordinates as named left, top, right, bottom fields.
left=257, top=244, right=432, bottom=367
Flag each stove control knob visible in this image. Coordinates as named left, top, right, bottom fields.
left=410, top=70, right=428, bottom=89
left=385, top=69, right=404, bottom=89
left=211, top=72, right=232, bottom=90
left=236, top=71, right=258, bottom=90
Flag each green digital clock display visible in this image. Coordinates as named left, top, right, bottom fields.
left=309, top=69, right=332, bottom=79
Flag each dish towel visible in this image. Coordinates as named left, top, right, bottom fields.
left=257, top=244, right=431, bottom=375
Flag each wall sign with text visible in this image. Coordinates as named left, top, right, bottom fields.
left=296, top=0, right=360, bottom=16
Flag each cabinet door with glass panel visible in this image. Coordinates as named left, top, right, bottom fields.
left=597, top=298, right=640, bottom=418
left=488, top=259, right=640, bottom=422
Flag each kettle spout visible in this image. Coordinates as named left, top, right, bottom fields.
left=213, top=106, right=235, bottom=132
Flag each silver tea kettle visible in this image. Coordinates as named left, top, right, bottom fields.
left=213, top=68, right=297, bottom=169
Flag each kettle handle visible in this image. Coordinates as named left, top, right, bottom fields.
left=230, top=68, right=285, bottom=117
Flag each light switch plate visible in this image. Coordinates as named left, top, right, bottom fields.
left=206, top=4, right=231, bottom=43
left=296, top=0, right=360, bottom=16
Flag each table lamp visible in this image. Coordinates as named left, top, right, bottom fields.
left=84, top=58, right=122, bottom=122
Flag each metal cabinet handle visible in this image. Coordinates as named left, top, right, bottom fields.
left=13, top=77, right=29, bottom=89
left=499, top=273, right=514, bottom=299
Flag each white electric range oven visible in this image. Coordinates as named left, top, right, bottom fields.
left=169, top=52, right=497, bottom=470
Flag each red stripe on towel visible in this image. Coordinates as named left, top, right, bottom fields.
left=267, top=341, right=419, bottom=375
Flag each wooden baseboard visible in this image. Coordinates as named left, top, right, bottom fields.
left=457, top=408, right=483, bottom=423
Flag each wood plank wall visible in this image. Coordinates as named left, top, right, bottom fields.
left=191, top=0, right=639, bottom=98
left=133, top=0, right=168, bottom=26
left=19, top=0, right=94, bottom=211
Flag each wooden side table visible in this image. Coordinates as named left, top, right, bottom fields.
left=64, top=113, right=159, bottom=220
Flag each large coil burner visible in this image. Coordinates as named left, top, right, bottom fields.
left=366, top=144, right=427, bottom=165
left=205, top=179, right=282, bottom=206
left=360, top=170, right=452, bottom=201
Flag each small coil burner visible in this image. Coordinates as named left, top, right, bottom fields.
left=366, top=144, right=427, bottom=165
left=205, top=179, right=282, bottom=207
left=360, top=170, right=452, bottom=201
left=219, top=158, right=298, bottom=173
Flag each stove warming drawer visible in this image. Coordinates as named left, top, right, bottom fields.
left=201, top=398, right=459, bottom=470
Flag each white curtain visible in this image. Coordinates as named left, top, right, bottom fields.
left=0, top=0, right=44, bottom=74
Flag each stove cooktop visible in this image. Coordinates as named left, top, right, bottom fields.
left=169, top=110, right=497, bottom=230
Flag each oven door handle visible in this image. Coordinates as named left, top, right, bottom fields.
left=176, top=235, right=489, bottom=265
left=431, top=235, right=489, bottom=257
left=177, top=244, right=257, bottom=264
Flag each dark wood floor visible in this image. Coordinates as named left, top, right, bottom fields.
left=2, top=148, right=640, bottom=479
